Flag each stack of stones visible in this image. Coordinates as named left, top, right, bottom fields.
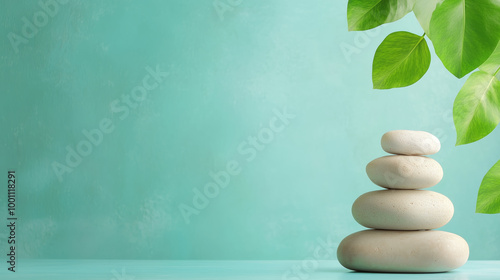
left=337, top=130, right=469, bottom=273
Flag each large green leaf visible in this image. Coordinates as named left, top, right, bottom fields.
left=476, top=160, right=500, bottom=214
left=347, top=0, right=415, bottom=31
left=429, top=0, right=500, bottom=78
left=412, top=0, right=443, bottom=36
left=454, top=71, right=500, bottom=145
left=372, top=31, right=431, bottom=89
left=479, top=42, right=500, bottom=80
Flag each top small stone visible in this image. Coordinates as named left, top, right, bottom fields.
left=381, top=130, right=440, bottom=155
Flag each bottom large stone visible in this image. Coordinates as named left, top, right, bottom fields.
left=337, top=229, right=469, bottom=273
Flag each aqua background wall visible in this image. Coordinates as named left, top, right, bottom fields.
left=1, top=0, right=499, bottom=261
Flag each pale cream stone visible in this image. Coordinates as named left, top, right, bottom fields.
left=352, top=190, right=454, bottom=230
left=366, top=155, right=443, bottom=189
left=381, top=130, right=440, bottom=155
left=337, top=230, right=469, bottom=273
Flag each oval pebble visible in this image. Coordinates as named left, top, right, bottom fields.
left=381, top=130, right=440, bottom=155
left=337, top=230, right=469, bottom=273
left=352, top=190, right=454, bottom=230
left=366, top=155, right=443, bottom=189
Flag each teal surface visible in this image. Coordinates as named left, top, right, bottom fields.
left=1, top=0, right=500, bottom=261
left=1, top=260, right=499, bottom=280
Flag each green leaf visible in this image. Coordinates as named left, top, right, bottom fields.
left=372, top=31, right=431, bottom=89
left=347, top=0, right=415, bottom=31
left=454, top=71, right=500, bottom=145
left=429, top=0, right=500, bottom=78
left=476, top=160, right=500, bottom=214
left=479, top=42, right=500, bottom=80
left=412, top=0, right=443, bottom=36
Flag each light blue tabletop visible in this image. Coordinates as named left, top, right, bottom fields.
left=1, top=260, right=499, bottom=279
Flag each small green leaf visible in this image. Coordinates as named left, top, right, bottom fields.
left=412, top=0, right=443, bottom=37
left=372, top=31, right=431, bottom=89
left=479, top=42, right=500, bottom=80
left=429, top=0, right=500, bottom=78
left=454, top=71, right=500, bottom=145
left=347, top=0, right=415, bottom=31
left=476, top=160, right=500, bottom=214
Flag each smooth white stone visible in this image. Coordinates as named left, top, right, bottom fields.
left=366, top=155, right=443, bottom=189
left=337, top=230, right=469, bottom=273
left=352, top=190, right=454, bottom=230
left=381, top=130, right=440, bottom=155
